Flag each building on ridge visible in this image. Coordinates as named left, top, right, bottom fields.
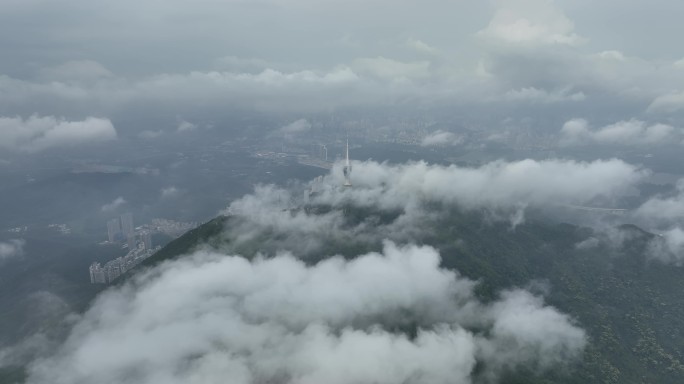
left=107, top=218, right=122, bottom=242
left=142, top=231, right=152, bottom=250
left=120, top=212, right=134, bottom=236
left=343, top=139, right=352, bottom=187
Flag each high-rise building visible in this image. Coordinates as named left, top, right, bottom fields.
left=89, top=262, right=98, bottom=283
left=107, top=218, right=122, bottom=242
left=142, top=231, right=152, bottom=250
left=127, top=233, right=137, bottom=250
left=120, top=212, right=134, bottom=236
left=89, top=262, right=106, bottom=284
left=105, top=258, right=122, bottom=282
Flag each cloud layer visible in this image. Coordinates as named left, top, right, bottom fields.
left=319, top=159, right=644, bottom=210
left=560, top=119, right=681, bottom=146
left=421, top=130, right=464, bottom=146
left=0, top=115, right=116, bottom=153
left=100, top=197, right=126, bottom=213
left=0, top=239, right=25, bottom=262
left=27, top=242, right=585, bottom=384
left=221, top=158, right=645, bottom=256
left=1, top=0, right=684, bottom=125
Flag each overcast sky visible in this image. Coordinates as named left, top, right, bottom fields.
left=2, top=0, right=684, bottom=148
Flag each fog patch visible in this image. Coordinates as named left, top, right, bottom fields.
left=647, top=227, right=684, bottom=265
left=0, top=116, right=117, bottom=153
left=100, top=197, right=126, bottom=212
left=27, top=242, right=586, bottom=384
left=0, top=239, right=25, bottom=262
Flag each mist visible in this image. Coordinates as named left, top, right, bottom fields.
left=27, top=242, right=585, bottom=384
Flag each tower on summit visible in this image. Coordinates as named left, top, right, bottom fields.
left=343, top=139, right=352, bottom=187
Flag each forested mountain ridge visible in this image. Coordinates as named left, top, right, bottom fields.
left=131, top=208, right=684, bottom=384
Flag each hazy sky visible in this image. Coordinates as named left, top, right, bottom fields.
left=2, top=0, right=684, bottom=149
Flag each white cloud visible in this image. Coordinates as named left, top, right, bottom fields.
left=0, top=239, right=25, bottom=261
left=0, top=115, right=117, bottom=153
left=647, top=227, right=684, bottom=265
left=318, top=158, right=644, bottom=211
left=224, top=184, right=351, bottom=254
left=280, top=118, right=312, bottom=134
left=406, top=38, right=438, bottom=55
left=479, top=289, right=587, bottom=372
left=674, top=58, right=684, bottom=70
left=101, top=197, right=126, bottom=212
left=597, top=50, right=626, bottom=61
left=560, top=119, right=680, bottom=146
left=421, top=130, right=463, bottom=146
left=134, top=67, right=363, bottom=112
left=0, top=42, right=682, bottom=117
left=648, top=91, right=684, bottom=114
left=0, top=0, right=683, bottom=120
left=478, top=0, right=582, bottom=46
left=575, top=237, right=599, bottom=250
left=27, top=242, right=585, bottom=384
left=635, top=179, right=684, bottom=225
left=221, top=158, right=645, bottom=255
left=176, top=120, right=197, bottom=132
left=160, top=186, right=179, bottom=198
left=560, top=118, right=591, bottom=144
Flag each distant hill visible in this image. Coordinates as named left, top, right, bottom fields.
left=139, top=215, right=230, bottom=268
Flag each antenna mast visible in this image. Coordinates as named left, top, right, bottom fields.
left=343, top=137, right=352, bottom=187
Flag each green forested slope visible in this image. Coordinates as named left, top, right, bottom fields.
left=139, top=208, right=684, bottom=384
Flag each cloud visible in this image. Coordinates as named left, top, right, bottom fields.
left=421, top=130, right=463, bottom=146
left=479, top=289, right=587, bottom=373
left=0, top=239, right=25, bottom=262
left=406, top=38, right=438, bottom=55
left=160, top=186, right=179, bottom=198
left=478, top=0, right=582, bottom=46
left=101, top=197, right=126, bottom=212
left=634, top=179, right=684, bottom=226
left=476, top=6, right=684, bottom=116
left=560, top=118, right=681, bottom=146
left=224, top=184, right=352, bottom=255
left=597, top=50, right=626, bottom=61
left=647, top=227, right=684, bottom=265
left=176, top=120, right=197, bottom=132
left=280, top=118, right=312, bottom=134
left=648, top=91, right=684, bottom=114
left=133, top=67, right=363, bottom=113
left=0, top=116, right=117, bottom=153
left=319, top=159, right=645, bottom=211
left=27, top=242, right=585, bottom=384
left=0, top=66, right=365, bottom=116
left=575, top=237, right=600, bottom=250
left=221, top=159, right=645, bottom=255
left=0, top=0, right=684, bottom=122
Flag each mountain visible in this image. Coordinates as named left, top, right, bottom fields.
left=5, top=206, right=682, bottom=384
left=132, top=208, right=684, bottom=384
